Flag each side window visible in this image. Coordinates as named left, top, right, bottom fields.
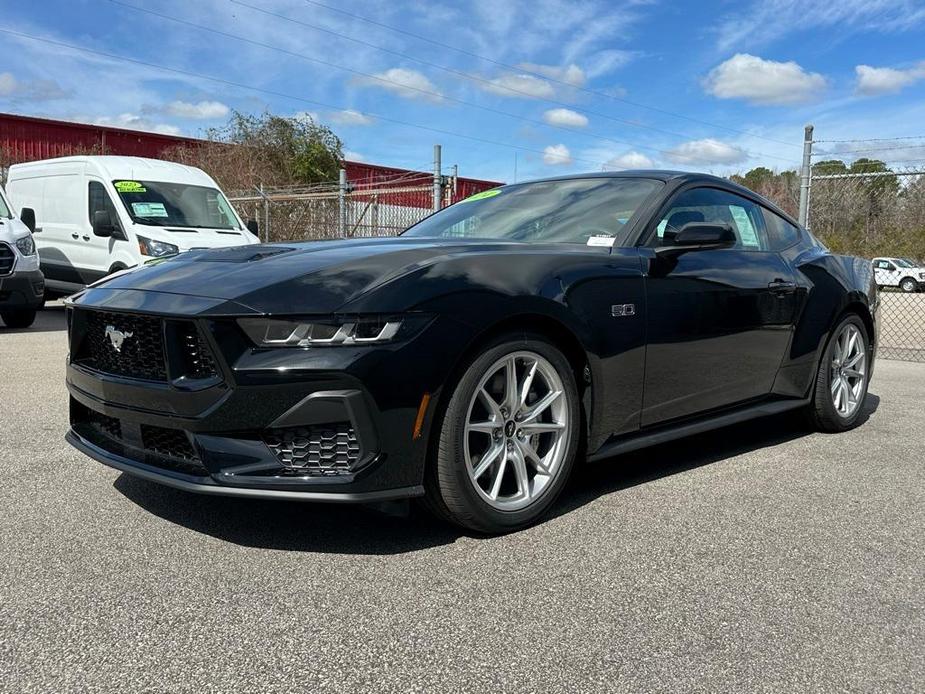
left=762, top=209, right=801, bottom=250
left=648, top=187, right=767, bottom=250
left=88, top=181, right=120, bottom=227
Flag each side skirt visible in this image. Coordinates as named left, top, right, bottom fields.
left=586, top=397, right=809, bottom=463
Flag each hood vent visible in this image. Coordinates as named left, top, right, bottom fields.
left=193, top=246, right=296, bottom=263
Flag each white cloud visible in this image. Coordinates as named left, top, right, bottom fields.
left=479, top=73, right=555, bottom=99
left=665, top=139, right=747, bottom=166
left=543, top=108, right=589, bottom=128
left=343, top=150, right=366, bottom=162
left=607, top=151, right=655, bottom=169
left=328, top=109, right=374, bottom=126
left=0, top=71, right=70, bottom=101
left=704, top=54, right=825, bottom=105
left=543, top=144, right=572, bottom=166
left=164, top=100, right=229, bottom=119
left=518, top=63, right=586, bottom=87
left=352, top=68, right=442, bottom=102
left=855, top=63, right=925, bottom=95
left=294, top=111, right=320, bottom=122
left=93, top=113, right=182, bottom=136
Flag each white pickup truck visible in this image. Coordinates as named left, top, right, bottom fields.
left=872, top=257, right=925, bottom=293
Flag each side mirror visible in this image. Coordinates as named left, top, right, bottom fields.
left=20, top=208, right=36, bottom=233
left=92, top=210, right=114, bottom=237
left=246, top=219, right=259, bottom=236
left=656, top=222, right=736, bottom=256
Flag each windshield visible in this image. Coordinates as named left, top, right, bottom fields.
left=895, top=258, right=916, bottom=268
left=0, top=189, right=11, bottom=219
left=402, top=177, right=662, bottom=244
left=113, top=180, right=241, bottom=230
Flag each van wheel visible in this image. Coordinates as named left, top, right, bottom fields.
left=1, top=309, right=37, bottom=329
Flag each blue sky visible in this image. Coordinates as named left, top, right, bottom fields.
left=2, top=0, right=925, bottom=183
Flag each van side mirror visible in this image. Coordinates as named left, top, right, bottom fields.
left=246, top=219, right=259, bottom=236
left=656, top=223, right=736, bottom=256
left=92, top=210, right=114, bottom=237
left=20, top=208, right=36, bottom=233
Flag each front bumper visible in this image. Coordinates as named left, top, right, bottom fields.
left=0, top=269, right=44, bottom=309
left=65, top=293, right=472, bottom=501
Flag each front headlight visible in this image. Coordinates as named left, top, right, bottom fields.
left=15, top=235, right=35, bottom=256
left=137, top=235, right=179, bottom=257
left=239, top=315, right=422, bottom=347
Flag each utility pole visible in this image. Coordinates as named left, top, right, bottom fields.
left=338, top=168, right=347, bottom=237
left=798, top=124, right=814, bottom=229
left=432, top=144, right=442, bottom=212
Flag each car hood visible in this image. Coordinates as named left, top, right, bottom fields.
left=86, top=236, right=527, bottom=314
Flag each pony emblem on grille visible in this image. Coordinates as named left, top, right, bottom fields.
left=104, top=325, right=134, bottom=353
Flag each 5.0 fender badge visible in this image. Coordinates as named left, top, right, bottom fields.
left=611, top=304, right=636, bottom=317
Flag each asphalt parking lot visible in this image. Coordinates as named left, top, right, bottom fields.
left=1, top=306, right=923, bottom=693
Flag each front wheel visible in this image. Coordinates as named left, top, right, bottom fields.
left=807, top=314, right=870, bottom=432
left=900, top=277, right=918, bottom=293
left=1, top=308, right=37, bottom=329
left=427, top=334, right=581, bottom=533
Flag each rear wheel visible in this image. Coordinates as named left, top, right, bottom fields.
left=1, top=308, right=37, bottom=329
left=427, top=334, right=580, bottom=533
left=900, top=277, right=918, bottom=293
left=807, top=314, right=870, bottom=432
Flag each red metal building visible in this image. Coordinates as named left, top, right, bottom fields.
left=0, top=112, right=500, bottom=202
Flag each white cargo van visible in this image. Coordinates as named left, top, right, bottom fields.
left=6, top=156, right=258, bottom=298
left=0, top=184, right=44, bottom=327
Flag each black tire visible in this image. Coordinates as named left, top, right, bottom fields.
left=806, top=313, right=870, bottom=433
left=0, top=308, right=37, bottom=329
left=900, top=277, right=917, bottom=293
left=426, top=333, right=581, bottom=534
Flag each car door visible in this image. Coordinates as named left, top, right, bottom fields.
left=873, top=259, right=898, bottom=287
left=82, top=178, right=128, bottom=280
left=638, top=186, right=799, bottom=426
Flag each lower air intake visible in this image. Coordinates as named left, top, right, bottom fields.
left=263, top=423, right=360, bottom=476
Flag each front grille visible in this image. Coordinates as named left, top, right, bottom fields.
left=71, top=399, right=209, bottom=477
left=264, top=423, right=360, bottom=476
left=174, top=322, right=219, bottom=380
left=0, top=243, right=14, bottom=276
left=82, top=310, right=167, bottom=381
left=141, top=424, right=199, bottom=463
left=74, top=310, right=221, bottom=382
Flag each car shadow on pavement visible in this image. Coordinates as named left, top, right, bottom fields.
left=1, top=304, right=68, bottom=334
left=113, top=393, right=880, bottom=554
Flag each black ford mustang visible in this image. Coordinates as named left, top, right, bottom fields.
left=65, top=171, right=877, bottom=533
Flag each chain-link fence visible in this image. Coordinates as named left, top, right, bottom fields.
left=801, top=130, right=925, bottom=362
left=228, top=168, right=466, bottom=242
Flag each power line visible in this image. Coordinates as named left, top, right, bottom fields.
left=108, top=0, right=794, bottom=165
left=0, top=27, right=621, bottom=171
left=815, top=143, right=925, bottom=155
left=814, top=135, right=925, bottom=144
left=289, top=0, right=799, bottom=150
left=229, top=0, right=791, bottom=160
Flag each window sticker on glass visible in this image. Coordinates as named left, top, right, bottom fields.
left=132, top=202, right=169, bottom=218
left=728, top=206, right=760, bottom=248
left=587, top=234, right=616, bottom=247
left=115, top=180, right=147, bottom=193
left=460, top=189, right=501, bottom=203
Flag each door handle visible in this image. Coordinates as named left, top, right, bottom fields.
left=768, top=279, right=797, bottom=293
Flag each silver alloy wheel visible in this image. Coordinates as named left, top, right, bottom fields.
left=900, top=278, right=917, bottom=293
left=463, top=351, right=570, bottom=511
left=830, top=323, right=867, bottom=419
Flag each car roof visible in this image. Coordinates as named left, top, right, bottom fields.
left=505, top=170, right=800, bottom=227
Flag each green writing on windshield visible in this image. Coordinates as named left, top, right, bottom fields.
left=114, top=180, right=146, bottom=193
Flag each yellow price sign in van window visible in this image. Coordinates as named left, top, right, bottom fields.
left=114, top=180, right=146, bottom=193
left=460, top=188, right=502, bottom=203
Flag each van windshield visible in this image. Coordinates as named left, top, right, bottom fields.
left=112, top=180, right=241, bottom=230
left=0, top=190, right=11, bottom=219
